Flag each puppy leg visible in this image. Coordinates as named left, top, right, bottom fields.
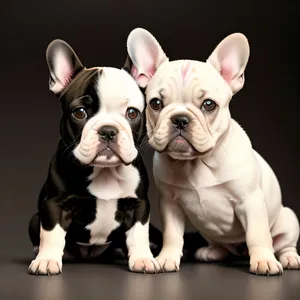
left=29, top=213, right=77, bottom=261
left=156, top=193, right=186, bottom=272
left=195, top=239, right=230, bottom=262
left=126, top=220, right=160, bottom=274
left=28, top=213, right=41, bottom=255
left=272, top=207, right=300, bottom=270
left=28, top=225, right=66, bottom=275
left=235, top=189, right=283, bottom=276
left=28, top=197, right=72, bottom=276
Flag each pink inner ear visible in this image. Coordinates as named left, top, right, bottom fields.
left=130, top=56, right=156, bottom=87
left=130, top=41, right=158, bottom=78
left=55, top=52, right=73, bottom=87
left=219, top=54, right=238, bottom=83
left=220, top=67, right=232, bottom=83
left=130, top=65, right=138, bottom=80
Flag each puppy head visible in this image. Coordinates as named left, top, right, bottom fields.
left=46, top=39, right=145, bottom=167
left=126, top=28, right=250, bottom=160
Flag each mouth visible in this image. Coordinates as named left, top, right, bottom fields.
left=91, top=146, right=125, bottom=167
left=163, top=134, right=213, bottom=158
left=100, top=147, right=115, bottom=157
left=168, top=135, right=197, bottom=152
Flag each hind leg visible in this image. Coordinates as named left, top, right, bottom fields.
left=195, top=245, right=230, bottom=262
left=28, top=213, right=41, bottom=255
left=194, top=236, right=230, bottom=262
left=272, top=207, right=300, bottom=270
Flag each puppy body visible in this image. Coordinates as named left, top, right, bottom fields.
left=126, top=28, right=300, bottom=275
left=153, top=119, right=282, bottom=246
left=28, top=40, right=159, bottom=275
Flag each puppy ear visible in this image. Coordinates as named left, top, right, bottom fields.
left=46, top=39, right=84, bottom=95
left=126, top=28, right=169, bottom=88
left=123, top=55, right=132, bottom=73
left=207, top=33, right=250, bottom=95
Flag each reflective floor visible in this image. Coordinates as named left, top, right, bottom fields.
left=1, top=258, right=300, bottom=300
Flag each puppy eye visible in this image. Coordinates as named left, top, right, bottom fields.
left=72, top=107, right=87, bottom=120
left=201, top=99, right=217, bottom=112
left=149, top=98, right=163, bottom=111
left=126, top=107, right=140, bottom=120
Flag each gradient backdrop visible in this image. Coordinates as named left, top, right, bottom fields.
left=1, top=0, right=298, bottom=260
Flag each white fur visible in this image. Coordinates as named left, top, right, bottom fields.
left=86, top=164, right=140, bottom=245
left=73, top=67, right=144, bottom=167
left=87, top=164, right=140, bottom=200
left=28, top=224, right=66, bottom=274
left=127, top=28, right=300, bottom=275
left=86, top=164, right=160, bottom=273
left=86, top=199, right=120, bottom=245
left=97, top=68, right=145, bottom=113
left=86, top=166, right=159, bottom=272
left=126, top=221, right=160, bottom=272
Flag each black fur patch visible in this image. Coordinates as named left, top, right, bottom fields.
left=115, top=197, right=150, bottom=231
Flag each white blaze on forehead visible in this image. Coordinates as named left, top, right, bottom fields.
left=96, top=67, right=145, bottom=113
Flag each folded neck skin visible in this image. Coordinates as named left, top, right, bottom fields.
left=89, top=166, right=125, bottom=198
left=162, top=120, right=234, bottom=169
left=87, top=164, right=137, bottom=200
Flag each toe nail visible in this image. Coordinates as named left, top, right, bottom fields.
left=142, top=262, right=146, bottom=274
left=152, top=262, right=158, bottom=273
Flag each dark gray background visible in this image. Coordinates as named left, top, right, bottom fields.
left=1, top=0, right=299, bottom=299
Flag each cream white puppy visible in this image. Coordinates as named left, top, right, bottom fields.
left=125, top=28, right=300, bottom=276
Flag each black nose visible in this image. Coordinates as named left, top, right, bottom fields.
left=98, top=125, right=119, bottom=141
left=171, top=115, right=191, bottom=130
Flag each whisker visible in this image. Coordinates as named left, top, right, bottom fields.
left=59, top=132, right=83, bottom=162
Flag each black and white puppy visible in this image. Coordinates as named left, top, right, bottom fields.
left=28, top=40, right=160, bottom=275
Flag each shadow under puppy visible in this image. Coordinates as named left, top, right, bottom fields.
left=125, top=28, right=300, bottom=275
left=28, top=39, right=160, bottom=275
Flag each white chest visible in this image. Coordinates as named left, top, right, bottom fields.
left=86, top=199, right=120, bottom=245
left=87, top=165, right=140, bottom=200
left=176, top=186, right=243, bottom=241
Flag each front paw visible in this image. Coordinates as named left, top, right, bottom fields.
left=128, top=256, right=160, bottom=274
left=28, top=259, right=62, bottom=276
left=156, top=250, right=181, bottom=272
left=249, top=248, right=283, bottom=276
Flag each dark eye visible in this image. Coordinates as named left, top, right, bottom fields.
left=126, top=107, right=140, bottom=120
left=149, top=98, right=163, bottom=111
left=72, top=107, right=87, bottom=120
left=201, top=99, right=217, bottom=112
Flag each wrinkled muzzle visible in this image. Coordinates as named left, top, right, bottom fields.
left=148, top=106, right=215, bottom=159
left=73, top=114, right=138, bottom=167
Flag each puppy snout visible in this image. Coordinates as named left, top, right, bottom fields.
left=171, top=115, right=191, bottom=130
left=98, top=125, right=119, bottom=141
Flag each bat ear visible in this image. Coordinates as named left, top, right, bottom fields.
left=126, top=28, right=169, bottom=88
left=122, top=55, right=132, bottom=73
left=46, top=39, right=84, bottom=95
left=207, top=33, right=250, bottom=95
